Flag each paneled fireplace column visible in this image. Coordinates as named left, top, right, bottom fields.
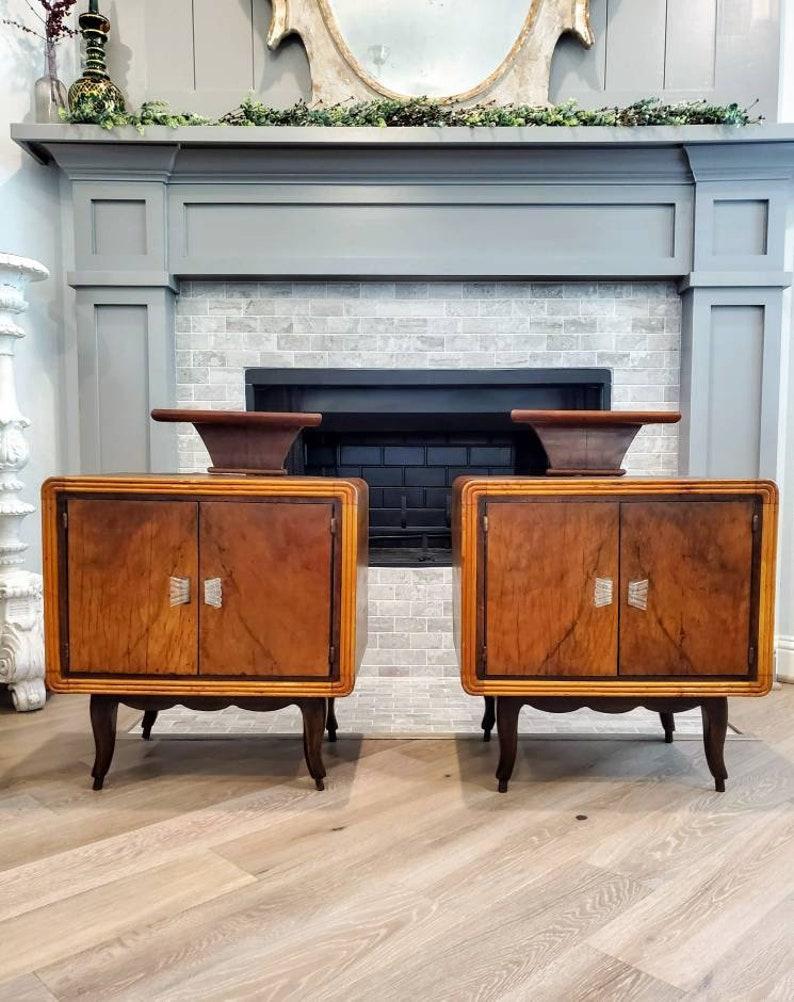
left=678, top=143, right=794, bottom=479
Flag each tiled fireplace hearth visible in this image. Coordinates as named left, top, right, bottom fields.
left=15, top=123, right=793, bottom=682
left=175, top=277, right=681, bottom=677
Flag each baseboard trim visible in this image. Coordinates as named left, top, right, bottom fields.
left=777, top=636, right=794, bottom=683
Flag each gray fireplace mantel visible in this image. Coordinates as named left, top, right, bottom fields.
left=13, top=123, right=794, bottom=481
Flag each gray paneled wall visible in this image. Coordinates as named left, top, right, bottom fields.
left=113, top=0, right=311, bottom=118
left=109, top=0, right=782, bottom=119
left=550, top=0, right=781, bottom=118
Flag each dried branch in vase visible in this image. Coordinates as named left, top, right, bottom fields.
left=1, top=0, right=78, bottom=45
left=2, top=0, right=79, bottom=122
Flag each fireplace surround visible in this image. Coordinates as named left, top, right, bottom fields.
left=248, top=367, right=611, bottom=565
left=13, top=123, right=791, bottom=491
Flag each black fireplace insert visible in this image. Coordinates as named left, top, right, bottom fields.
left=246, top=368, right=611, bottom=567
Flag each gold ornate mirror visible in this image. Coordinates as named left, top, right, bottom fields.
left=268, top=0, right=593, bottom=106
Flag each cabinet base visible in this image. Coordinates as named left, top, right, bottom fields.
left=491, top=696, right=729, bottom=793
left=89, top=694, right=339, bottom=791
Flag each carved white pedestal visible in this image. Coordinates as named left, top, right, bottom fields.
left=0, top=254, right=49, bottom=712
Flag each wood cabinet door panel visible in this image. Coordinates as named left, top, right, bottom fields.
left=67, top=499, right=198, bottom=675
left=484, top=501, right=619, bottom=676
left=618, top=500, right=755, bottom=676
left=198, top=500, right=335, bottom=678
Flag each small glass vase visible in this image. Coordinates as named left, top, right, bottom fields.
left=34, top=46, right=68, bottom=124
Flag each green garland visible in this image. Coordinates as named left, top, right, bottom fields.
left=63, top=95, right=759, bottom=132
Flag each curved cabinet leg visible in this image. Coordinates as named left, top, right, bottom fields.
left=659, top=711, right=676, bottom=744
left=701, top=698, right=729, bottom=792
left=299, top=699, right=327, bottom=791
left=495, top=697, right=522, bottom=793
left=481, top=696, right=496, bottom=743
left=141, top=709, right=158, bottom=741
left=90, top=695, right=119, bottom=791
left=326, top=697, right=338, bottom=743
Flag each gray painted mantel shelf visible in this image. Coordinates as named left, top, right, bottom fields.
left=14, top=122, right=794, bottom=150
left=12, top=123, right=794, bottom=484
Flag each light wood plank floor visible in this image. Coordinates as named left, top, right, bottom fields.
left=1, top=690, right=793, bottom=1001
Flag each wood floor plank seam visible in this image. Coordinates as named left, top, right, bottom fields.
left=327, top=868, right=654, bottom=1002
left=0, top=972, right=59, bottom=1002
left=497, top=945, right=688, bottom=1002
left=0, top=747, right=400, bottom=922
left=170, top=858, right=637, bottom=1001
left=586, top=800, right=794, bottom=991
left=0, top=852, right=257, bottom=986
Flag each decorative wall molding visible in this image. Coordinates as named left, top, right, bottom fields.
left=0, top=254, right=49, bottom=712
left=267, top=0, right=592, bottom=106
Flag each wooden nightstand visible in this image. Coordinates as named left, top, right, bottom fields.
left=42, top=475, right=368, bottom=790
left=453, top=477, right=778, bottom=792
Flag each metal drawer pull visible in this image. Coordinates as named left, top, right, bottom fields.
left=204, top=578, right=223, bottom=608
left=628, top=579, right=649, bottom=611
left=169, top=577, right=190, bottom=607
left=593, top=577, right=613, bottom=607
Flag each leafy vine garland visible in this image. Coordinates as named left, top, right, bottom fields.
left=63, top=94, right=759, bottom=132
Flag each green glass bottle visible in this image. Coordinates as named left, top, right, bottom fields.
left=68, top=2, right=126, bottom=121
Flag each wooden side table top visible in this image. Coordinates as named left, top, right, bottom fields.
left=510, top=409, right=682, bottom=476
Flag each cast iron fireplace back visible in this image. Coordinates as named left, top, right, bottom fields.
left=246, top=369, right=610, bottom=566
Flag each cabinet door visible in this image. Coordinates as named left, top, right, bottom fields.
left=483, top=501, right=619, bottom=676
left=67, top=499, right=198, bottom=675
left=199, top=500, right=336, bottom=678
left=619, top=501, right=755, bottom=676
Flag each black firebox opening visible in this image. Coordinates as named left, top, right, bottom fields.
left=246, top=369, right=611, bottom=567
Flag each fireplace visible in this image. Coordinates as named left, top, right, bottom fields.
left=246, top=367, right=611, bottom=566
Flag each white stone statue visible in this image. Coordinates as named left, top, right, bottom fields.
left=0, top=254, right=49, bottom=712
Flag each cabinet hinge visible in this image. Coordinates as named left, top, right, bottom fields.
left=329, top=645, right=336, bottom=665
left=62, top=510, right=68, bottom=530
left=482, top=514, right=489, bottom=533
left=330, top=516, right=337, bottom=536
left=752, top=513, right=760, bottom=533
left=749, top=646, right=756, bottom=668
left=62, top=641, right=69, bottom=662
left=479, top=646, right=487, bottom=670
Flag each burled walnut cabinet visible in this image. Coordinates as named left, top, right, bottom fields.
left=42, top=475, right=368, bottom=790
left=453, top=478, right=778, bottom=792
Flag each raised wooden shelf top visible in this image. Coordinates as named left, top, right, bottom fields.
left=151, top=409, right=322, bottom=475
left=151, top=409, right=321, bottom=428
left=511, top=409, right=682, bottom=477
left=511, top=409, right=681, bottom=427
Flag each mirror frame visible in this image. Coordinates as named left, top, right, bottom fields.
left=268, top=0, right=593, bottom=107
